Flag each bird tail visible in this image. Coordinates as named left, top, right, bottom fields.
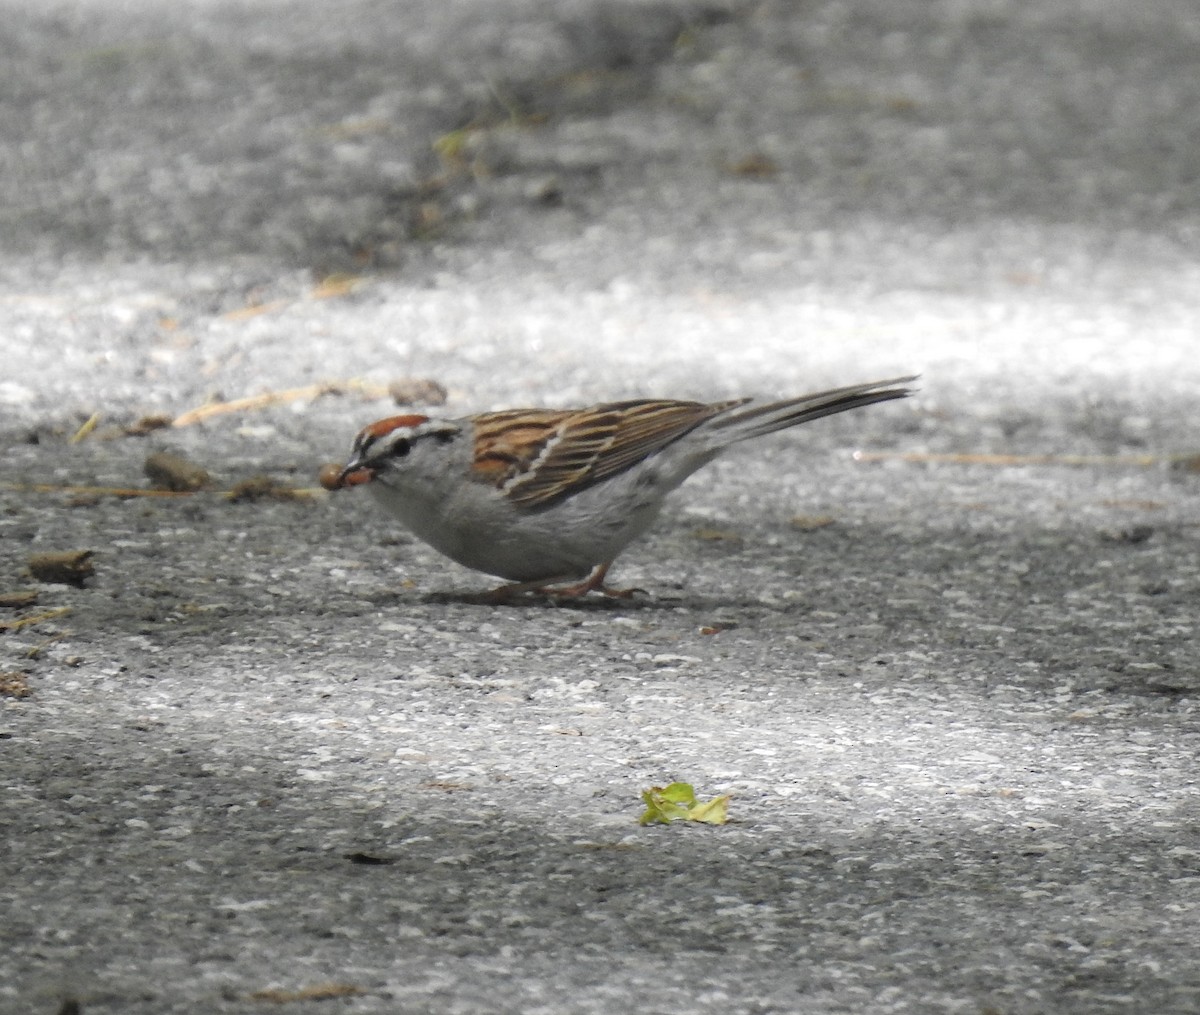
left=709, top=376, right=917, bottom=443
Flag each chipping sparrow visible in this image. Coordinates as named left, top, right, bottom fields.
left=322, top=376, right=915, bottom=599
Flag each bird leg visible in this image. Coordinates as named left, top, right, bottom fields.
left=542, top=561, right=643, bottom=599
left=483, top=562, right=642, bottom=602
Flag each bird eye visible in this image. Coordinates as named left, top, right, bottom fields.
left=390, top=437, right=411, bottom=458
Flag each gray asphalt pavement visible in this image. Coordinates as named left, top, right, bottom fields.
left=3, top=2, right=1199, bottom=1013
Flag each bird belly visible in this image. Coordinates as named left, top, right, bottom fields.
left=367, top=473, right=665, bottom=582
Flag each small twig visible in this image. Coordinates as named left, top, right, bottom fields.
left=0, top=482, right=195, bottom=498
left=25, top=632, right=68, bottom=659
left=0, top=607, right=71, bottom=633
left=172, top=380, right=390, bottom=427
left=221, top=300, right=287, bottom=321
left=310, top=274, right=364, bottom=299
left=69, top=412, right=102, bottom=444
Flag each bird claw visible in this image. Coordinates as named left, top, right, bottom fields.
left=482, top=562, right=642, bottom=603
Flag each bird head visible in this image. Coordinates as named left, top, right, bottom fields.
left=319, top=414, right=461, bottom=491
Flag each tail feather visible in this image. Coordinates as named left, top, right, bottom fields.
left=710, top=376, right=917, bottom=442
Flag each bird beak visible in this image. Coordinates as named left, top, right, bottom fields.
left=337, top=463, right=375, bottom=488
left=318, top=460, right=375, bottom=491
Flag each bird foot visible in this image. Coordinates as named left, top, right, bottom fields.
left=483, top=562, right=644, bottom=603
left=545, top=581, right=644, bottom=600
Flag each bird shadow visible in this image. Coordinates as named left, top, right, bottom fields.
left=420, top=589, right=653, bottom=611
left=417, top=587, right=783, bottom=614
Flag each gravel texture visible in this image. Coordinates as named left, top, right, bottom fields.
left=2, top=2, right=1199, bottom=1014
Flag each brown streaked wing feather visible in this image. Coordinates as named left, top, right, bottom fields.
left=494, top=399, right=747, bottom=509
left=470, top=408, right=574, bottom=483
left=499, top=412, right=620, bottom=507
left=568, top=399, right=746, bottom=484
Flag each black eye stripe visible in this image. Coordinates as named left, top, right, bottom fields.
left=390, top=436, right=411, bottom=458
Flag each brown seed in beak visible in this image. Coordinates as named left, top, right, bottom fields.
left=318, top=462, right=345, bottom=490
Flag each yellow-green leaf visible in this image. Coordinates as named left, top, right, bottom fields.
left=638, top=782, right=730, bottom=826
left=687, top=794, right=730, bottom=825
left=639, top=787, right=691, bottom=825
left=657, top=782, right=697, bottom=806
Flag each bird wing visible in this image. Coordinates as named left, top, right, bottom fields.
left=469, top=399, right=746, bottom=509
